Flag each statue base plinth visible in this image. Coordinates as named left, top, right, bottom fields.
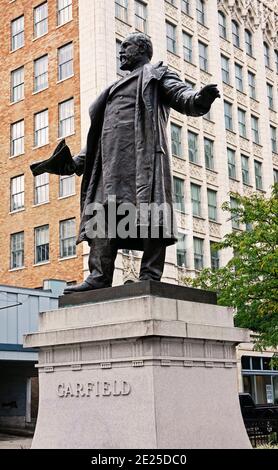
left=24, top=281, right=251, bottom=449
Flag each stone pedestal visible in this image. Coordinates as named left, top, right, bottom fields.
left=24, top=281, right=251, bottom=449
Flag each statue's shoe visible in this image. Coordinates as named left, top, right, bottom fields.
left=63, top=281, right=109, bottom=294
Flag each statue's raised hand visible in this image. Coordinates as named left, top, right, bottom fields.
left=195, top=84, right=221, bottom=108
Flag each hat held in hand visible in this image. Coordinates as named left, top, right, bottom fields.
left=30, top=139, right=74, bottom=176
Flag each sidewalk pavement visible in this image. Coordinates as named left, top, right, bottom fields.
left=0, top=433, right=32, bottom=449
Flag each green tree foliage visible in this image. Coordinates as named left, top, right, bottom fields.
left=184, top=185, right=278, bottom=350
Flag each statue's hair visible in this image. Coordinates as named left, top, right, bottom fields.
left=126, top=32, right=153, bottom=60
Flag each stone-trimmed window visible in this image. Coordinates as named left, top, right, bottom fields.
left=60, top=219, right=76, bottom=258
left=57, top=0, right=72, bottom=26
left=232, top=20, right=240, bottom=48
left=210, top=242, right=220, bottom=271
left=235, top=63, right=243, bottom=92
left=224, top=101, right=233, bottom=131
left=183, top=32, right=193, bottom=63
left=173, top=177, right=185, bottom=213
left=227, top=148, right=236, bottom=179
left=11, top=232, right=24, bottom=269
left=193, top=237, right=204, bottom=270
left=177, top=233, right=187, bottom=268
left=171, top=123, right=182, bottom=157
left=241, top=155, right=249, bottom=185
left=248, top=71, right=256, bottom=99
left=251, top=115, right=259, bottom=144
left=196, top=0, right=205, bottom=25
left=34, top=2, right=48, bottom=39
left=218, top=11, right=227, bottom=39
left=221, top=55, right=230, bottom=84
left=204, top=138, right=214, bottom=170
left=34, top=109, right=48, bottom=147
left=35, top=225, right=49, bottom=264
left=188, top=131, right=198, bottom=163
left=207, top=189, right=217, bottom=222
left=238, top=108, right=246, bottom=138
left=115, top=0, right=128, bottom=22
left=11, top=15, right=24, bottom=51
left=11, top=120, right=24, bottom=156
left=166, top=21, right=177, bottom=54
left=191, top=183, right=201, bottom=217
left=11, top=175, right=24, bottom=212
left=11, top=66, right=24, bottom=102
left=245, top=29, right=253, bottom=56
left=263, top=41, right=270, bottom=68
left=267, top=83, right=274, bottom=110
left=270, top=126, right=277, bottom=153
left=135, top=0, right=147, bottom=33
left=254, top=160, right=263, bottom=190
left=198, top=41, right=208, bottom=72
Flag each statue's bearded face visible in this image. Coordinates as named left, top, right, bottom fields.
left=119, top=38, right=147, bottom=71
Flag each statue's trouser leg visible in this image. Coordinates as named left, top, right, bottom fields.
left=139, top=239, right=166, bottom=282
left=86, top=238, right=118, bottom=288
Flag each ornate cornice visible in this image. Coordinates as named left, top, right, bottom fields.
left=218, top=0, right=278, bottom=45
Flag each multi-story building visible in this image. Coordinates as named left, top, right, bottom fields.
left=0, top=0, right=83, bottom=288
left=0, top=1, right=277, bottom=403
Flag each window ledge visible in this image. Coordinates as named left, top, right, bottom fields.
left=32, top=32, right=49, bottom=42
left=193, top=215, right=205, bottom=221
left=189, top=161, right=203, bottom=169
left=57, top=74, right=74, bottom=84
left=9, top=98, right=24, bottom=106
left=9, top=208, right=25, bottom=215
left=209, top=220, right=222, bottom=226
left=229, top=177, right=240, bottom=183
left=9, top=153, right=25, bottom=159
left=58, top=194, right=76, bottom=200
left=56, top=19, right=73, bottom=29
left=206, top=168, right=218, bottom=174
left=172, top=154, right=185, bottom=160
left=33, top=261, right=50, bottom=267
left=58, top=255, right=77, bottom=262
left=10, top=45, right=25, bottom=54
left=32, top=86, right=49, bottom=95
left=32, top=143, right=50, bottom=150
left=9, top=266, right=25, bottom=272
left=243, top=182, right=253, bottom=188
left=32, top=202, right=50, bottom=208
left=57, top=132, right=75, bottom=141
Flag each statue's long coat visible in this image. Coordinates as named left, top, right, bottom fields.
left=71, top=62, right=210, bottom=248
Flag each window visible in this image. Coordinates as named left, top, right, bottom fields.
left=166, top=22, right=176, bottom=54
left=274, top=169, right=278, bottom=183
left=184, top=79, right=195, bottom=88
left=188, top=131, right=198, bottom=163
left=34, top=173, right=49, bottom=205
left=11, top=15, right=24, bottom=51
left=11, top=232, right=24, bottom=269
left=275, top=50, right=278, bottom=73
left=11, top=175, right=24, bottom=211
left=270, top=126, right=277, bottom=153
left=60, top=219, right=76, bottom=258
left=232, top=20, right=240, bottom=48
left=11, top=66, right=24, bottom=102
left=11, top=120, right=24, bottom=156
left=224, top=101, right=233, bottom=131
left=248, top=71, right=256, bottom=99
left=241, top=155, right=249, bottom=185
left=58, top=42, right=73, bottom=81
left=245, top=30, right=253, bottom=56
left=59, top=175, right=75, bottom=197
left=198, top=41, right=208, bottom=72
left=34, top=2, right=48, bottom=38
left=227, top=148, right=236, bottom=179
left=34, top=110, right=48, bottom=147
left=116, top=40, right=125, bottom=77
left=135, top=1, right=147, bottom=33
left=171, top=123, right=182, bottom=157
left=251, top=115, right=259, bottom=144
left=196, top=0, right=205, bottom=25
left=173, top=177, right=185, bottom=212
left=204, top=138, right=214, bottom=170
left=221, top=55, right=230, bottom=84
left=183, top=32, right=193, bottom=63
left=57, top=0, right=72, bottom=26
left=191, top=183, right=201, bottom=217
left=207, top=189, right=217, bottom=222
left=230, top=197, right=240, bottom=229
left=35, top=225, right=49, bottom=264
left=267, top=83, right=274, bottom=109
left=194, top=237, right=204, bottom=270
left=235, top=63, right=243, bottom=92
left=264, top=42, right=270, bottom=68
left=254, top=160, right=263, bottom=190
left=59, top=98, right=74, bottom=138
left=177, top=233, right=187, bottom=267
left=210, top=242, right=219, bottom=270
left=115, top=0, right=128, bottom=22
left=238, top=108, right=246, bottom=138
left=181, top=0, right=190, bottom=15
left=218, top=11, right=226, bottom=39
left=34, top=55, right=48, bottom=92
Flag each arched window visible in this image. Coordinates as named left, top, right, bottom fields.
left=245, top=29, right=253, bottom=56
left=264, top=41, right=270, bottom=68
left=232, top=20, right=240, bottom=48
left=218, top=11, right=227, bottom=39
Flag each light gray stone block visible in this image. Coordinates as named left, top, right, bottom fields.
left=24, top=292, right=251, bottom=449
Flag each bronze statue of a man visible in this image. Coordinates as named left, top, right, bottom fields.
left=31, top=33, right=220, bottom=293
